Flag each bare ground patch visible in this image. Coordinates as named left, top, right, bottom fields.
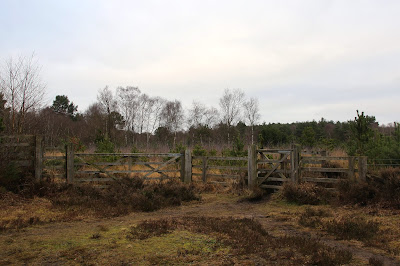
left=1, top=193, right=400, bottom=265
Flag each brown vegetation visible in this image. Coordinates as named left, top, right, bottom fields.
left=127, top=216, right=353, bottom=265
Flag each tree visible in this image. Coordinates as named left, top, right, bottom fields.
left=160, top=100, right=184, bottom=148
left=0, top=93, right=6, bottom=132
left=51, top=95, right=78, bottom=118
left=348, top=110, right=376, bottom=155
left=243, top=97, right=260, bottom=144
left=141, top=96, right=166, bottom=150
left=84, top=103, right=105, bottom=142
left=97, top=86, right=120, bottom=140
left=187, top=101, right=207, bottom=128
left=300, top=126, right=317, bottom=147
left=0, top=54, right=46, bottom=134
left=204, top=107, right=219, bottom=128
left=219, top=88, right=245, bottom=144
left=116, top=86, right=140, bottom=132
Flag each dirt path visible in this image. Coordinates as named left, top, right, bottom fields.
left=1, top=194, right=399, bottom=265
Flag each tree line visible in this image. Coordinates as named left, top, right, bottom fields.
left=0, top=55, right=399, bottom=161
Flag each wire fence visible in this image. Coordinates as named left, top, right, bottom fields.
left=367, top=159, right=400, bottom=168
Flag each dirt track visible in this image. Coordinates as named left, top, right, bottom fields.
left=1, top=194, right=399, bottom=265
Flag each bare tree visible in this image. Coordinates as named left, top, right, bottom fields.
left=116, top=86, right=141, bottom=145
left=187, top=101, right=207, bottom=128
left=0, top=54, right=46, bottom=133
left=188, top=101, right=220, bottom=129
left=243, top=97, right=260, bottom=144
left=219, top=88, right=245, bottom=144
left=136, top=93, right=153, bottom=134
left=116, top=86, right=140, bottom=132
left=161, top=99, right=184, bottom=148
left=144, top=97, right=165, bottom=149
left=204, top=107, right=220, bottom=128
left=97, top=86, right=118, bottom=139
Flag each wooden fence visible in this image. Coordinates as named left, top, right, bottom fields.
left=0, top=135, right=375, bottom=190
left=192, top=155, right=248, bottom=185
left=0, top=135, right=44, bottom=180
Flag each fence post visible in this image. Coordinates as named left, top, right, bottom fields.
left=348, top=156, right=355, bottom=180
left=128, top=156, right=132, bottom=177
left=320, top=150, right=327, bottom=168
left=35, top=135, right=44, bottom=181
left=358, top=156, right=367, bottom=181
left=180, top=152, right=185, bottom=182
left=202, top=156, right=208, bottom=183
left=248, top=145, right=257, bottom=188
left=66, top=144, right=75, bottom=184
left=183, top=149, right=192, bottom=184
left=291, top=144, right=300, bottom=183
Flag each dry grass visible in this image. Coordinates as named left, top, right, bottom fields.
left=0, top=177, right=200, bottom=230
left=126, top=216, right=353, bottom=265
left=1, top=192, right=400, bottom=264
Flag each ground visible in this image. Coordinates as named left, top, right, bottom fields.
left=1, top=193, right=400, bottom=265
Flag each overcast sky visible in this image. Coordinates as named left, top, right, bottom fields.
left=1, top=0, right=399, bottom=124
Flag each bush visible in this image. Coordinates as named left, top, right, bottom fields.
left=325, top=215, right=380, bottom=241
left=23, top=177, right=200, bottom=217
left=126, top=216, right=353, bottom=265
left=95, top=138, right=115, bottom=153
left=8, top=178, right=186, bottom=226
left=298, top=207, right=331, bottom=228
left=170, top=143, right=186, bottom=154
left=192, top=144, right=207, bottom=156
left=336, top=180, right=377, bottom=206
left=336, top=168, right=400, bottom=208
left=282, top=182, right=333, bottom=205
left=0, top=162, right=23, bottom=193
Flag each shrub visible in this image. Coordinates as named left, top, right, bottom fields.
left=369, top=257, right=384, bottom=266
left=378, top=168, right=400, bottom=208
left=24, top=177, right=199, bottom=217
left=336, top=168, right=400, bottom=208
left=336, top=180, right=377, bottom=206
left=95, top=138, right=115, bottom=153
left=298, top=207, right=331, bottom=228
left=192, top=144, right=207, bottom=156
left=126, top=216, right=353, bottom=265
left=0, top=162, right=23, bottom=193
left=325, top=215, right=380, bottom=241
left=170, top=143, right=186, bottom=154
left=282, top=182, right=333, bottom=205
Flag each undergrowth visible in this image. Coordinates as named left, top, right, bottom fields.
left=282, top=182, right=333, bottom=205
left=282, top=167, right=400, bottom=209
left=0, top=177, right=200, bottom=230
left=127, top=216, right=353, bottom=265
left=48, top=177, right=200, bottom=216
left=298, top=207, right=381, bottom=242
left=337, top=168, right=400, bottom=208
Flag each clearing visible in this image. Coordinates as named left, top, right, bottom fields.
left=1, top=193, right=400, bottom=265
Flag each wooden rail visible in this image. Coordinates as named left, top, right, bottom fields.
left=0, top=135, right=370, bottom=190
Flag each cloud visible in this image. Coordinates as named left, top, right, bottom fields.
left=1, top=0, right=399, bottom=124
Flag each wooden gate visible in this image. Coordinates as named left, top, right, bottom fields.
left=70, top=152, right=183, bottom=183
left=248, top=145, right=300, bottom=190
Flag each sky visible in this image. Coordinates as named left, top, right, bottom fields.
left=0, top=0, right=399, bottom=125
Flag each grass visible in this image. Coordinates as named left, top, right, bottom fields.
left=0, top=176, right=200, bottom=230
left=1, top=192, right=400, bottom=264
left=125, top=216, right=353, bottom=265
